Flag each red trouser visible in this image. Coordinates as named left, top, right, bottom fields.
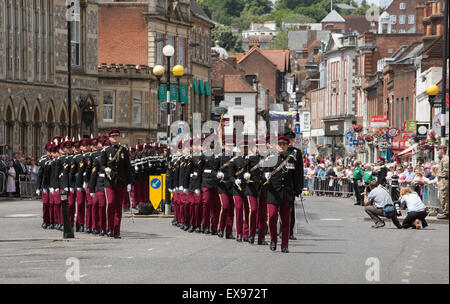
left=202, top=187, right=220, bottom=231
left=49, top=191, right=54, bottom=224
left=76, top=190, right=86, bottom=227
left=85, top=189, right=93, bottom=229
left=68, top=191, right=76, bottom=226
left=234, top=195, right=250, bottom=238
left=172, top=192, right=178, bottom=221
left=258, top=193, right=268, bottom=242
left=218, top=193, right=234, bottom=236
left=94, top=191, right=106, bottom=232
left=105, top=185, right=126, bottom=234
left=247, top=196, right=259, bottom=238
left=268, top=201, right=291, bottom=248
left=53, top=191, right=62, bottom=225
left=182, top=192, right=191, bottom=225
left=178, top=192, right=185, bottom=223
left=42, top=191, right=50, bottom=224
left=188, top=191, right=202, bottom=227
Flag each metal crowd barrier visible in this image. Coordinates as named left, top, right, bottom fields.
left=304, top=177, right=354, bottom=196
left=422, top=183, right=441, bottom=209
left=0, top=171, right=6, bottom=194
left=18, top=174, right=37, bottom=199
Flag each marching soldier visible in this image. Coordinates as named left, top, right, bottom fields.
left=167, top=142, right=180, bottom=226
left=88, top=136, right=111, bottom=236
left=229, top=140, right=250, bottom=242
left=178, top=140, right=191, bottom=231
left=36, top=142, right=53, bottom=229
left=217, top=138, right=237, bottom=240
left=135, top=144, right=146, bottom=207
left=242, top=139, right=265, bottom=244
left=49, top=138, right=63, bottom=230
left=100, top=129, right=133, bottom=239
left=200, top=137, right=220, bottom=235
left=284, top=130, right=304, bottom=241
left=73, top=138, right=90, bottom=232
left=83, top=137, right=98, bottom=234
left=264, top=136, right=302, bottom=253
left=59, top=138, right=74, bottom=231
left=184, top=138, right=203, bottom=233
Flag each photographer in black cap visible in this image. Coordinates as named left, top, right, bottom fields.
left=284, top=129, right=304, bottom=240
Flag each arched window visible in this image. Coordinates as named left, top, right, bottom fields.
left=32, top=107, right=41, bottom=159
left=19, top=106, right=28, bottom=156
left=72, top=109, right=79, bottom=138
left=47, top=106, right=54, bottom=141
left=59, top=108, right=67, bottom=137
left=5, top=104, right=14, bottom=148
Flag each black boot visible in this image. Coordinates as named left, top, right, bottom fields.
left=195, top=226, right=201, bottom=233
left=75, top=225, right=80, bottom=232
left=258, top=239, right=268, bottom=245
left=226, top=234, right=235, bottom=240
left=281, top=247, right=289, bottom=253
left=106, top=230, right=113, bottom=237
left=188, top=226, right=194, bottom=233
left=42, top=223, right=48, bottom=229
left=217, top=230, right=224, bottom=238
left=183, top=224, right=189, bottom=231
left=270, top=242, right=277, bottom=251
left=86, top=227, right=92, bottom=234
left=79, top=225, right=85, bottom=233
left=203, top=227, right=210, bottom=234
left=92, top=229, right=100, bottom=235
left=236, top=235, right=243, bottom=242
left=113, top=233, right=121, bottom=239
left=99, top=230, right=106, bottom=236
left=211, top=230, right=217, bottom=236
left=243, top=236, right=249, bottom=243
left=49, top=223, right=55, bottom=230
left=248, top=236, right=255, bottom=244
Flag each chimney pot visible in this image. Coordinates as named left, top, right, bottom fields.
left=426, top=25, right=433, bottom=36
left=436, top=24, right=443, bottom=36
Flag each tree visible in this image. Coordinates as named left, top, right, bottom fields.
left=270, top=29, right=288, bottom=49
left=198, top=0, right=246, bottom=25
left=211, top=24, right=244, bottom=53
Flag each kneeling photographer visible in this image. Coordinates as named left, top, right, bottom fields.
left=364, top=180, right=402, bottom=229
left=399, top=187, right=428, bottom=229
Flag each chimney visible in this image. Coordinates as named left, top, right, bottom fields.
left=426, top=25, right=433, bottom=36
left=416, top=3, right=426, bottom=34
left=436, top=24, right=443, bottom=36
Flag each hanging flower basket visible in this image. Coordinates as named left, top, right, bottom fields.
left=377, top=141, right=392, bottom=151
left=350, top=125, right=363, bottom=133
left=364, top=134, right=374, bottom=143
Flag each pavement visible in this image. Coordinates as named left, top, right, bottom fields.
left=0, top=196, right=448, bottom=284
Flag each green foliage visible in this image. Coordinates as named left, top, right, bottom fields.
left=211, top=24, right=244, bottom=53
left=270, top=29, right=288, bottom=49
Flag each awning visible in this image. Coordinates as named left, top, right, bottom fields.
left=398, top=143, right=417, bottom=156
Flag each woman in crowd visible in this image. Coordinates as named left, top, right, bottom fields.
left=412, top=169, right=429, bottom=199
left=306, top=164, right=316, bottom=195
left=6, top=161, right=16, bottom=198
left=316, top=164, right=327, bottom=196
left=399, top=187, right=428, bottom=229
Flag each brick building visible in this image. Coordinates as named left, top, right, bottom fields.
left=97, top=0, right=214, bottom=144
left=0, top=0, right=99, bottom=159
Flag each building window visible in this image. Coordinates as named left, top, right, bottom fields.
left=177, top=37, right=185, bottom=66
left=399, top=15, right=405, bottom=25
left=156, top=33, right=164, bottom=65
left=408, top=15, right=415, bottom=24
left=132, top=91, right=142, bottom=125
left=235, top=97, right=242, bottom=105
left=390, top=15, right=396, bottom=24
left=103, top=91, right=115, bottom=123
left=233, top=115, right=245, bottom=124
left=400, top=97, right=404, bottom=127
left=70, top=0, right=80, bottom=66
left=396, top=98, right=400, bottom=129
left=399, top=29, right=406, bottom=33
left=405, top=97, right=409, bottom=121
left=400, top=2, right=406, bottom=10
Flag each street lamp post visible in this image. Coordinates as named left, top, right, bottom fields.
left=427, top=84, right=439, bottom=132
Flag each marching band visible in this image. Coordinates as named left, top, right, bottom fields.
left=36, top=129, right=304, bottom=253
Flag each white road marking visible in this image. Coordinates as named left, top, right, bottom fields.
left=405, top=265, right=413, bottom=269
left=402, top=279, right=409, bottom=284
left=411, top=255, right=418, bottom=258
left=20, top=260, right=59, bottom=264
left=320, top=218, right=343, bottom=221
left=127, top=256, right=134, bottom=259
left=4, top=214, right=39, bottom=218
left=147, top=248, right=154, bottom=251
left=80, top=274, right=87, bottom=278
left=403, top=272, right=410, bottom=276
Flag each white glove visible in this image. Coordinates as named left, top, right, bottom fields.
left=127, top=184, right=132, bottom=192
left=83, top=182, right=88, bottom=189
left=195, top=189, right=201, bottom=196
left=36, top=189, right=41, bottom=196
left=105, top=167, right=111, bottom=175
left=64, top=187, right=69, bottom=192
left=264, top=172, right=271, bottom=180
left=217, top=172, right=224, bottom=179
left=235, top=179, right=242, bottom=186
left=77, top=187, right=82, bottom=192
left=49, top=188, right=54, bottom=194
left=55, top=188, right=59, bottom=192
left=243, top=172, right=251, bottom=180
left=69, top=188, right=74, bottom=193
left=135, top=166, right=139, bottom=172
left=168, top=188, right=173, bottom=193
left=90, top=192, right=95, bottom=198
left=179, top=186, right=184, bottom=192
left=183, top=188, right=189, bottom=194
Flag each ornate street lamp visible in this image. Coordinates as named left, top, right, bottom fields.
left=172, top=64, right=185, bottom=121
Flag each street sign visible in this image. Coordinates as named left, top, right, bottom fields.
left=294, top=123, right=301, bottom=134
left=416, top=123, right=429, bottom=138
left=370, top=115, right=388, bottom=128
left=387, top=128, right=400, bottom=138
left=345, top=131, right=354, bottom=142
left=160, top=102, right=175, bottom=111
left=149, top=176, right=163, bottom=210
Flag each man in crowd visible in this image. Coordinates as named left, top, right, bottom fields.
left=437, top=145, right=449, bottom=220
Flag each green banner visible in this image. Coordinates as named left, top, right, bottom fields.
left=204, top=81, right=210, bottom=96
left=193, top=78, right=199, bottom=94
left=179, top=84, right=189, bottom=103
left=158, top=83, right=178, bottom=101
left=199, top=80, right=204, bottom=95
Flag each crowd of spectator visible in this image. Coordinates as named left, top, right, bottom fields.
left=0, top=150, right=39, bottom=198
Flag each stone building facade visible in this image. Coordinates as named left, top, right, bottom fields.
left=0, top=0, right=99, bottom=159
left=97, top=0, right=214, bottom=144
